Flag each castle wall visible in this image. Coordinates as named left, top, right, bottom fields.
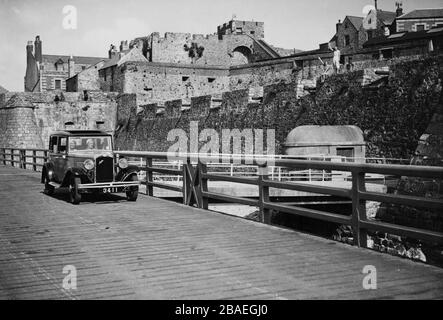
left=0, top=92, right=119, bottom=149
left=151, top=32, right=229, bottom=66
left=118, top=62, right=230, bottom=101
left=114, top=56, right=443, bottom=161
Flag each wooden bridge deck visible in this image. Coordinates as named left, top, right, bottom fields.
left=0, top=165, right=442, bottom=300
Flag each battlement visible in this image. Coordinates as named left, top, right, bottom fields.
left=217, top=20, right=265, bottom=39
left=0, top=91, right=119, bottom=108
left=151, top=32, right=222, bottom=43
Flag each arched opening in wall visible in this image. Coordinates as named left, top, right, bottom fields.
left=96, top=121, right=105, bottom=130
left=231, top=46, right=253, bottom=66
left=64, top=121, right=74, bottom=129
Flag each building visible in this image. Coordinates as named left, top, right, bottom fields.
left=362, top=8, right=397, bottom=39
left=395, top=8, right=443, bottom=32
left=332, top=16, right=365, bottom=55
left=358, top=26, right=443, bottom=61
left=24, top=35, right=108, bottom=92
left=94, top=19, right=292, bottom=100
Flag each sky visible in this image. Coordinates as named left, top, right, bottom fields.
left=0, top=0, right=442, bottom=91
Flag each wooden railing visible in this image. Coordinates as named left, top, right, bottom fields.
left=116, top=151, right=443, bottom=248
left=0, top=148, right=48, bottom=171
left=1, top=147, right=442, bottom=249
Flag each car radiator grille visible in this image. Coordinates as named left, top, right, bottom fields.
left=95, top=156, right=114, bottom=182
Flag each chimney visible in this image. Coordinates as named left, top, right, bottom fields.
left=108, top=44, right=117, bottom=59
left=26, top=41, right=33, bottom=55
left=395, top=2, right=403, bottom=17
left=336, top=19, right=342, bottom=33
left=374, top=0, right=378, bottom=10
left=68, top=55, right=75, bottom=78
left=119, top=40, right=129, bottom=52
left=34, top=35, right=42, bottom=64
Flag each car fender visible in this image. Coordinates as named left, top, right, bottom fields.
left=116, top=165, right=139, bottom=182
left=61, top=167, right=87, bottom=187
left=41, top=162, right=55, bottom=183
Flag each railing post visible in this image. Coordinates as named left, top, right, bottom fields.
left=199, top=160, right=208, bottom=210
left=146, top=157, right=153, bottom=196
left=1, top=148, right=5, bottom=166
left=32, top=150, right=37, bottom=171
left=10, top=148, right=14, bottom=167
left=182, top=159, right=189, bottom=205
left=20, top=149, right=26, bottom=169
left=352, top=170, right=367, bottom=247
left=258, top=165, right=271, bottom=224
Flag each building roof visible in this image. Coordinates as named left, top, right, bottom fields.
left=0, top=85, right=8, bottom=94
left=363, top=27, right=443, bottom=48
left=4, top=94, right=33, bottom=108
left=99, top=54, right=120, bottom=70
left=284, top=125, right=365, bottom=147
left=42, top=54, right=108, bottom=65
left=346, top=16, right=363, bottom=30
left=397, top=8, right=443, bottom=20
left=377, top=10, right=397, bottom=25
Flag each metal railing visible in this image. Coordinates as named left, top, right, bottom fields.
left=1, top=147, right=442, bottom=249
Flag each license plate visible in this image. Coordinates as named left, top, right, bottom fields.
left=102, top=187, right=121, bottom=193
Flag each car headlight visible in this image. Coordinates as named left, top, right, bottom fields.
left=83, top=159, right=95, bottom=170
left=118, top=158, right=128, bottom=169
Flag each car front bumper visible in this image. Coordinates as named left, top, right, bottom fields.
left=77, top=181, right=140, bottom=193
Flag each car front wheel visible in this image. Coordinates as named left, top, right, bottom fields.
left=126, top=175, right=138, bottom=202
left=69, top=176, right=82, bottom=205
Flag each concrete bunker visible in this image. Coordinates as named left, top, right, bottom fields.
left=283, top=125, right=365, bottom=162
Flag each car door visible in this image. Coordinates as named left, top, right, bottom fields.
left=50, top=136, right=68, bottom=183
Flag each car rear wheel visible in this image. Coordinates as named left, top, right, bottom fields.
left=69, top=176, right=82, bottom=205
left=126, top=175, right=138, bottom=202
left=44, top=174, right=54, bottom=196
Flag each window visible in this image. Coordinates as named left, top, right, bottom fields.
left=59, top=137, right=67, bottom=153
left=416, top=24, right=425, bottom=31
left=250, top=31, right=255, bottom=35
left=336, top=148, right=354, bottom=162
left=50, top=136, right=58, bottom=153
left=367, top=30, right=373, bottom=40
left=344, top=23, right=348, bottom=29
left=381, top=48, right=393, bottom=59
left=235, top=27, right=243, bottom=34
left=182, top=76, right=189, bottom=81
left=82, top=66, right=86, bottom=70
left=345, top=35, right=350, bottom=46
left=208, top=77, right=216, bottom=83
left=55, top=79, right=61, bottom=89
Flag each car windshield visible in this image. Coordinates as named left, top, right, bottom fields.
left=69, top=136, right=112, bottom=152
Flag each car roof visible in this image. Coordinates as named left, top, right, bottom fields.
left=50, top=130, right=112, bottom=136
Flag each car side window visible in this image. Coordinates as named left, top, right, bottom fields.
left=59, top=137, right=67, bottom=153
left=50, top=136, right=58, bottom=153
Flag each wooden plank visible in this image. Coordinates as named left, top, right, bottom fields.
left=0, top=165, right=442, bottom=300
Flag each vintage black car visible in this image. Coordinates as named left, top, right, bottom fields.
left=41, top=130, right=140, bottom=204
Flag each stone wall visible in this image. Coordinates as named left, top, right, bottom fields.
left=118, top=62, right=230, bottom=101
left=114, top=55, right=443, bottom=161
left=0, top=91, right=119, bottom=149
